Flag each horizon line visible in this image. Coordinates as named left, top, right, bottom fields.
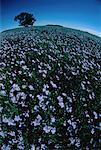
left=0, top=24, right=101, bottom=38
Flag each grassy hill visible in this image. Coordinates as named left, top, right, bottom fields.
left=1, top=25, right=101, bottom=41
left=0, top=26, right=101, bottom=149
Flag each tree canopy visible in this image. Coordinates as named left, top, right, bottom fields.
left=14, top=12, right=36, bottom=27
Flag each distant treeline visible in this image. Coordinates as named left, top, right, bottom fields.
left=46, top=24, right=63, bottom=27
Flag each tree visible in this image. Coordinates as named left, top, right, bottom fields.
left=14, top=12, right=36, bottom=27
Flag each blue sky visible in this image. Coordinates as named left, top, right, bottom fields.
left=1, top=0, right=101, bottom=36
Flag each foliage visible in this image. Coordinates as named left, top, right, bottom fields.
left=0, top=26, right=101, bottom=149
left=14, top=12, right=36, bottom=27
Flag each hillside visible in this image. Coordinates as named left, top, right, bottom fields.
left=0, top=26, right=101, bottom=149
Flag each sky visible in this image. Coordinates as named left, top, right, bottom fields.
left=1, top=0, right=101, bottom=36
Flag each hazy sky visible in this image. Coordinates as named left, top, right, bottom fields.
left=1, top=0, right=101, bottom=35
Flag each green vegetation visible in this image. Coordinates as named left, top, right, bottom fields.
left=14, top=12, right=36, bottom=27
left=0, top=26, right=101, bottom=149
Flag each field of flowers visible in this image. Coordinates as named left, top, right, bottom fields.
left=0, top=26, right=101, bottom=149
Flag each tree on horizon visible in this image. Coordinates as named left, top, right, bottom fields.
left=14, top=12, right=36, bottom=27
